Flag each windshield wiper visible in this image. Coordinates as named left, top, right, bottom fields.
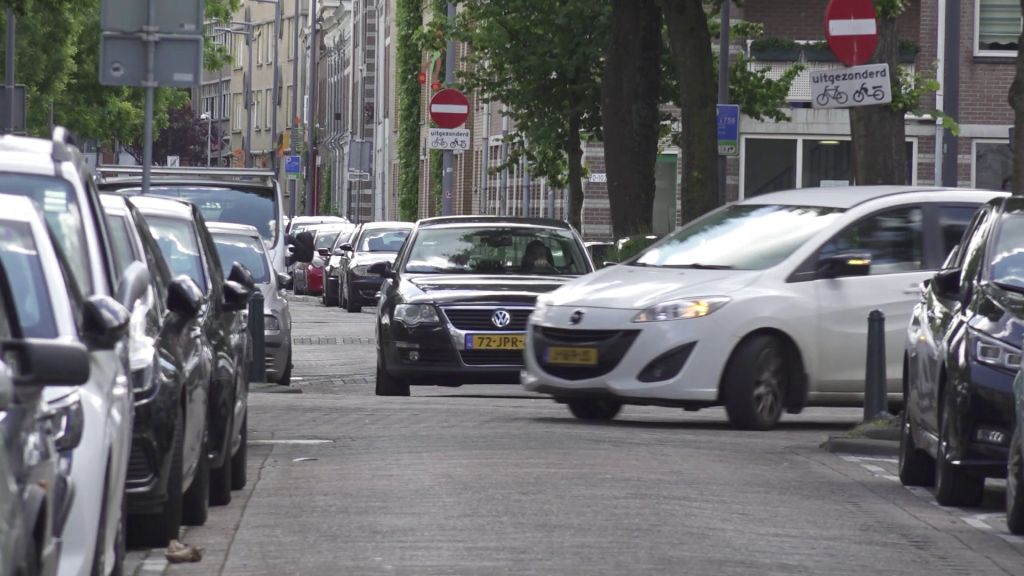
left=667, top=263, right=734, bottom=270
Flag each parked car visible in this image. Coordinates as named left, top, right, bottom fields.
left=371, top=217, right=594, bottom=396
left=320, top=225, right=357, bottom=307
left=208, top=222, right=294, bottom=386
left=131, top=196, right=254, bottom=506
left=100, top=194, right=212, bottom=547
left=285, top=215, right=350, bottom=236
left=0, top=368, right=30, bottom=576
left=334, top=222, right=413, bottom=313
left=902, top=194, right=1024, bottom=507
left=294, top=225, right=349, bottom=296
left=521, top=186, right=1005, bottom=430
left=0, top=212, right=98, bottom=576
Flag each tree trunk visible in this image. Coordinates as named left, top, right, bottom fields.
left=1010, top=0, right=1024, bottom=195
left=849, top=15, right=907, bottom=185
left=663, top=0, right=717, bottom=224
left=600, top=0, right=662, bottom=238
left=566, top=113, right=585, bottom=231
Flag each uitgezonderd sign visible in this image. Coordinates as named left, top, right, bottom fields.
left=809, top=63, right=892, bottom=109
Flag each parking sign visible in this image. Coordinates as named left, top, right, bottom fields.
left=285, top=155, right=301, bottom=180
left=717, top=105, right=740, bottom=156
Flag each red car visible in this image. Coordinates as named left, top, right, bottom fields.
left=306, top=259, right=324, bottom=295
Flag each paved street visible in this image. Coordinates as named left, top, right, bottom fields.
left=128, top=296, right=1024, bottom=576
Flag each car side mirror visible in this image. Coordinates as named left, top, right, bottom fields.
left=82, top=295, right=131, bottom=350
left=115, top=260, right=152, bottom=310
left=367, top=261, right=394, bottom=279
left=333, top=248, right=344, bottom=257
left=932, top=268, right=963, bottom=300
left=289, top=232, right=315, bottom=264
left=818, top=252, right=872, bottom=279
left=0, top=340, right=90, bottom=388
left=0, top=361, right=12, bottom=410
left=277, top=272, right=293, bottom=290
left=339, top=243, right=353, bottom=253
left=317, top=248, right=331, bottom=258
left=167, top=275, right=205, bottom=319
left=222, top=280, right=252, bottom=312
left=229, top=262, right=256, bottom=291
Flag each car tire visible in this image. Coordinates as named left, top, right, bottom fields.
left=375, top=353, right=409, bottom=396
left=344, top=278, right=362, bottom=313
left=181, top=430, right=210, bottom=525
left=279, top=350, right=293, bottom=387
left=1008, top=427, right=1024, bottom=534
left=935, top=390, right=985, bottom=507
left=722, top=335, right=787, bottom=431
left=128, top=405, right=184, bottom=548
left=89, top=471, right=110, bottom=576
left=898, top=407, right=935, bottom=486
left=209, top=440, right=233, bottom=506
left=110, top=491, right=126, bottom=576
left=567, top=399, right=622, bottom=421
left=230, top=414, right=248, bottom=491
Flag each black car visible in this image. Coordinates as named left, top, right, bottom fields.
left=322, top=225, right=356, bottom=307
left=372, top=217, right=595, bottom=396
left=129, top=196, right=254, bottom=508
left=333, top=222, right=413, bottom=313
left=101, top=194, right=213, bottom=546
left=902, top=195, right=1024, bottom=506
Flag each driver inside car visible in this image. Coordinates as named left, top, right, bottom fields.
left=521, top=240, right=556, bottom=273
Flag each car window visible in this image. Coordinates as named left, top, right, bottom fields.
left=212, top=234, right=271, bottom=284
left=129, top=209, right=171, bottom=311
left=0, top=220, right=57, bottom=338
left=988, top=208, right=1024, bottom=290
left=357, top=228, right=410, bottom=252
left=146, top=216, right=209, bottom=294
left=819, top=207, right=923, bottom=276
left=315, top=231, right=341, bottom=251
left=404, top=227, right=589, bottom=275
left=957, top=208, right=994, bottom=290
left=938, top=206, right=979, bottom=263
left=106, top=213, right=139, bottom=275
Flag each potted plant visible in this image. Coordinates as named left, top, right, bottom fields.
left=803, top=40, right=838, bottom=62
left=899, top=39, right=920, bottom=64
left=749, top=37, right=801, bottom=61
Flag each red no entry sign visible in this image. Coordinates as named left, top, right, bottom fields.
left=429, top=89, right=469, bottom=129
left=824, top=0, right=879, bottom=67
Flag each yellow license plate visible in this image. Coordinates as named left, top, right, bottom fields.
left=467, top=334, right=525, bottom=350
left=545, top=347, right=599, bottom=365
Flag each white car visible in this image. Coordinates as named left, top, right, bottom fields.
left=522, top=186, right=1006, bottom=430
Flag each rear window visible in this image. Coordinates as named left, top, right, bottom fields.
left=212, top=234, right=271, bottom=284
left=146, top=216, right=208, bottom=293
left=0, top=220, right=57, bottom=338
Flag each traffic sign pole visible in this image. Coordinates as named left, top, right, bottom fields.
left=442, top=3, right=456, bottom=218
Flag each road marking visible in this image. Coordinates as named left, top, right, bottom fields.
left=964, top=517, right=994, bottom=530
left=828, top=19, right=877, bottom=36
left=862, top=464, right=887, bottom=474
left=249, top=439, right=333, bottom=445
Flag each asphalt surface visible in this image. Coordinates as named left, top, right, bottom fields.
left=126, top=295, right=1024, bottom=576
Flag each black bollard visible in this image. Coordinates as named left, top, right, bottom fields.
left=249, top=291, right=266, bottom=385
left=864, top=309, right=887, bottom=421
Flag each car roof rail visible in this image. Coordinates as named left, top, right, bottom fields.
left=95, top=165, right=276, bottom=185
left=51, top=126, right=79, bottom=163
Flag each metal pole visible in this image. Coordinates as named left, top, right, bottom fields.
left=716, top=1, right=730, bottom=207
left=521, top=137, right=530, bottom=217
left=218, top=67, right=223, bottom=167
left=246, top=12, right=253, bottom=168
left=481, top=102, right=489, bottom=214
left=547, top=186, right=555, bottom=219
left=440, top=1, right=455, bottom=216
left=207, top=115, right=212, bottom=166
left=306, top=0, right=317, bottom=216
left=500, top=105, right=508, bottom=216
left=142, top=0, right=156, bottom=194
left=271, top=0, right=281, bottom=176
left=5, top=8, right=14, bottom=134
left=934, top=0, right=946, bottom=187
left=290, top=0, right=300, bottom=217
left=941, top=0, right=961, bottom=188
left=864, top=310, right=887, bottom=421
left=48, top=100, right=54, bottom=135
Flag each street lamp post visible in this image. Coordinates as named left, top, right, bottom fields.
left=252, top=0, right=281, bottom=176
left=218, top=18, right=256, bottom=168
left=201, top=112, right=212, bottom=166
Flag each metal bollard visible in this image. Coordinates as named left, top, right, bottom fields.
left=864, top=309, right=887, bottom=421
left=249, top=291, right=266, bottom=384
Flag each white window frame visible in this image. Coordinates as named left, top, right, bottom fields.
left=254, top=90, right=262, bottom=131
left=233, top=94, right=243, bottom=132
left=971, top=138, right=1012, bottom=188
left=266, top=88, right=273, bottom=129
left=975, top=0, right=1022, bottom=57
left=235, top=36, right=245, bottom=68
left=738, top=134, right=919, bottom=199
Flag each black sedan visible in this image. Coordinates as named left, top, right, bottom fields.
left=335, top=222, right=413, bottom=313
left=902, top=195, right=1024, bottom=506
left=372, top=217, right=595, bottom=396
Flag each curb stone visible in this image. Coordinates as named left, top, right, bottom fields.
left=822, top=435, right=899, bottom=457
left=250, top=383, right=303, bottom=394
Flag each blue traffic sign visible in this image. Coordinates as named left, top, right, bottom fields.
left=285, top=155, right=301, bottom=173
left=717, top=104, right=740, bottom=156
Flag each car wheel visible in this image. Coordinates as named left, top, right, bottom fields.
left=567, top=399, right=622, bottom=421
left=279, top=350, right=293, bottom=387
left=110, top=490, right=126, bottom=576
left=375, top=352, right=409, bottom=396
left=898, top=406, right=934, bottom=486
left=181, top=429, right=210, bottom=525
left=934, top=390, right=985, bottom=507
left=1008, top=427, right=1024, bottom=534
left=344, top=278, right=362, bottom=313
left=128, top=405, right=184, bottom=548
left=209, top=424, right=233, bottom=506
left=230, top=413, right=248, bottom=491
left=89, top=471, right=110, bottom=576
left=722, top=335, right=787, bottom=431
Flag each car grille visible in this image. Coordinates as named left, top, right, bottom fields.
left=534, top=328, right=640, bottom=381
left=443, top=307, right=533, bottom=331
left=538, top=327, right=624, bottom=344
left=459, top=350, right=525, bottom=366
left=127, top=443, right=154, bottom=483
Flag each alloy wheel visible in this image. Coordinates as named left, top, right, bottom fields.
left=752, top=347, right=784, bottom=423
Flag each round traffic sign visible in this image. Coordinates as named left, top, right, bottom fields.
left=429, top=89, right=470, bottom=129
left=824, top=0, right=879, bottom=67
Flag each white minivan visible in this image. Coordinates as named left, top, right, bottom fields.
left=522, top=186, right=1007, bottom=430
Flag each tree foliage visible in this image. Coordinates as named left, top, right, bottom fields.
left=396, top=0, right=423, bottom=220
left=124, top=102, right=222, bottom=166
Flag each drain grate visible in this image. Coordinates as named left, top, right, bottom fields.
left=292, top=337, right=376, bottom=346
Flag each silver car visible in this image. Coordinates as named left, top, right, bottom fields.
left=208, top=223, right=294, bottom=386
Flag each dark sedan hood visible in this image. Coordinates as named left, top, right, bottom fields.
left=969, top=283, right=1024, bottom=348
left=403, top=274, right=575, bottom=305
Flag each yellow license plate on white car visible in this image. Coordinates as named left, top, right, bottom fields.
left=545, top=347, right=598, bottom=365
left=466, top=334, right=525, bottom=350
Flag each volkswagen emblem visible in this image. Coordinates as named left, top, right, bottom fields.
left=569, top=310, right=584, bottom=325
left=491, top=309, right=512, bottom=328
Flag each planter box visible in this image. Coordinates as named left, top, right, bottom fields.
left=900, top=49, right=918, bottom=64
left=804, top=47, right=838, bottom=62
left=750, top=47, right=801, bottom=61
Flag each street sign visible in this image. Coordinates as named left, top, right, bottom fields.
left=99, top=34, right=203, bottom=87
left=285, top=155, right=301, bottom=181
left=825, top=0, right=879, bottom=66
left=717, top=104, right=740, bottom=156
left=101, top=0, right=205, bottom=34
left=429, top=89, right=469, bottom=129
left=347, top=140, right=373, bottom=174
left=427, top=128, right=470, bottom=150
left=810, top=63, right=892, bottom=109
left=167, top=155, right=180, bottom=167
left=0, top=85, right=27, bottom=134
left=589, top=173, right=607, bottom=183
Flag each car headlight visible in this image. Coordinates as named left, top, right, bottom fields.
left=48, top=392, right=84, bottom=452
left=312, top=257, right=324, bottom=268
left=633, top=297, right=730, bottom=323
left=265, top=315, right=280, bottom=331
left=352, top=265, right=370, bottom=276
left=128, top=304, right=156, bottom=372
left=970, top=329, right=1021, bottom=370
left=394, top=304, right=440, bottom=326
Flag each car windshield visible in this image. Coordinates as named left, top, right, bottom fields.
left=989, top=211, right=1024, bottom=290
left=316, top=231, right=341, bottom=251
left=213, top=234, right=270, bottom=284
left=120, top=186, right=277, bottom=249
left=631, top=204, right=845, bottom=270
left=146, top=216, right=208, bottom=293
left=0, top=220, right=57, bottom=338
left=0, top=174, right=92, bottom=295
left=357, top=228, right=410, bottom=252
left=106, top=213, right=138, bottom=272
left=404, top=226, right=589, bottom=275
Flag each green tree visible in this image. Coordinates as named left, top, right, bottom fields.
left=396, top=0, right=423, bottom=220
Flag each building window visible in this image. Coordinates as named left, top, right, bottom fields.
left=266, top=88, right=273, bottom=129
left=744, top=138, right=797, bottom=196
left=286, top=19, right=294, bottom=60
left=235, top=36, right=245, bottom=68
left=973, top=140, right=1013, bottom=191
left=254, top=90, right=262, bottom=131
left=233, top=94, right=243, bottom=131
left=977, top=0, right=1022, bottom=55
left=285, top=86, right=293, bottom=125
